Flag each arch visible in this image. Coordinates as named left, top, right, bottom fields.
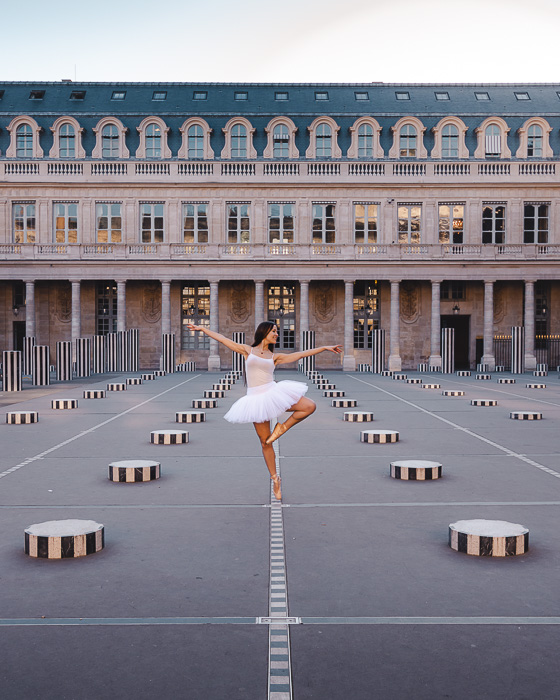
left=389, top=117, right=427, bottom=158
left=431, top=116, right=469, bottom=158
left=179, top=117, right=214, bottom=159
left=92, top=117, right=129, bottom=158
left=221, top=117, right=257, bottom=159
left=305, top=116, right=342, bottom=158
left=347, top=117, right=383, bottom=158
left=49, top=116, right=85, bottom=158
left=263, top=116, right=299, bottom=159
left=135, top=116, right=171, bottom=159
left=474, top=117, right=511, bottom=158
left=516, top=117, right=553, bottom=159
left=6, top=116, right=43, bottom=158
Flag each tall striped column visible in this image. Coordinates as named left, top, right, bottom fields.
left=106, top=333, right=119, bottom=372
left=128, top=328, right=139, bottom=371
left=372, top=329, right=386, bottom=373
left=118, top=330, right=129, bottom=371
left=23, top=336, right=35, bottom=375
left=302, top=330, right=316, bottom=373
left=2, top=350, right=22, bottom=392
left=75, top=338, right=91, bottom=378
left=162, top=333, right=175, bottom=373
left=232, top=332, right=246, bottom=375
left=56, top=341, right=73, bottom=381
left=511, top=326, right=525, bottom=374
left=32, top=346, right=49, bottom=386
left=441, top=328, right=455, bottom=373
left=92, top=335, right=106, bottom=374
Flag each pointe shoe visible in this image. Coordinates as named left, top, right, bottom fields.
left=265, top=422, right=288, bottom=445
left=271, top=475, right=282, bottom=500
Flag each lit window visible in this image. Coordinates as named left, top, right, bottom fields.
left=395, top=91, right=410, bottom=100
left=268, top=203, right=294, bottom=244
left=435, top=92, right=449, bottom=100
left=315, top=91, right=329, bottom=100
left=13, top=203, right=36, bottom=243
left=355, top=92, right=369, bottom=101
left=398, top=204, right=422, bottom=244
left=96, top=203, right=122, bottom=243
left=523, top=203, right=548, bottom=244
left=267, top=285, right=295, bottom=350
left=275, top=92, right=289, bottom=101
left=152, top=91, right=167, bottom=101
left=29, top=90, right=45, bottom=100
left=111, top=91, right=126, bottom=100
left=353, top=281, right=379, bottom=349
left=438, top=204, right=464, bottom=244
left=54, top=202, right=78, bottom=243
left=69, top=91, right=85, bottom=100
left=182, top=286, right=210, bottom=349
left=515, top=92, right=530, bottom=100
left=475, top=92, right=490, bottom=100
left=183, top=203, right=208, bottom=243
left=354, top=203, right=377, bottom=243
left=234, top=91, right=248, bottom=101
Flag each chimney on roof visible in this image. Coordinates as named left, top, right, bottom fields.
left=61, top=79, right=72, bottom=83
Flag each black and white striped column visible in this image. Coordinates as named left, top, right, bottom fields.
left=106, top=333, right=119, bottom=372
left=302, top=330, right=316, bottom=373
left=92, top=335, right=106, bottom=374
left=372, top=329, right=386, bottom=373
left=232, top=332, right=246, bottom=375
left=32, top=346, right=50, bottom=386
left=118, top=330, right=129, bottom=372
left=75, top=338, right=91, bottom=378
left=441, top=327, right=455, bottom=374
left=162, top=333, right=175, bottom=373
left=511, top=326, right=525, bottom=374
left=23, top=336, right=35, bottom=375
left=128, top=328, right=139, bottom=371
left=2, top=351, right=22, bottom=392
left=56, top=341, right=72, bottom=381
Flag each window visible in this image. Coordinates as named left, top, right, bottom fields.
left=227, top=203, right=250, bottom=243
left=482, top=204, right=506, bottom=244
left=398, top=204, right=421, bottom=243
left=0, top=90, right=4, bottom=99
left=399, top=124, right=417, bottom=157
left=535, top=281, right=549, bottom=339
left=527, top=124, right=543, bottom=157
left=515, top=92, right=530, bottom=100
left=152, top=91, right=167, bottom=100
left=315, top=91, right=329, bottom=100
left=70, top=90, right=86, bottom=100
left=54, top=202, right=78, bottom=243
left=29, top=90, right=45, bottom=100
left=234, top=91, right=248, bottom=101
left=475, top=92, right=490, bottom=100
left=353, top=281, right=379, bottom=349
left=102, top=124, right=119, bottom=158
left=312, top=204, right=335, bottom=243
left=395, top=91, right=410, bottom=100
left=268, top=203, right=294, bottom=244
left=183, top=203, right=208, bottom=243
left=441, top=282, right=465, bottom=300
left=355, top=91, right=369, bottom=101
left=182, top=285, right=210, bottom=349
left=187, top=124, right=204, bottom=159
left=523, top=203, right=548, bottom=244
left=438, top=204, right=464, bottom=244
left=435, top=91, right=450, bottom=100
left=316, top=123, right=332, bottom=157
left=441, top=124, right=459, bottom=158
left=96, top=203, right=122, bottom=243
left=267, top=285, right=295, bottom=349
left=96, top=282, right=117, bottom=335
left=140, top=203, right=164, bottom=243
left=59, top=123, right=76, bottom=158
left=16, top=124, right=33, bottom=158
left=485, top=124, right=501, bottom=157
left=13, top=281, right=25, bottom=309
left=145, top=123, right=162, bottom=158
left=111, top=91, right=126, bottom=100
left=358, top=123, right=373, bottom=158
left=275, top=91, right=289, bottom=101
left=193, top=91, right=207, bottom=100
left=13, top=203, right=35, bottom=243
left=231, top=124, right=247, bottom=158
left=273, top=124, right=290, bottom=158
left=354, top=203, right=378, bottom=244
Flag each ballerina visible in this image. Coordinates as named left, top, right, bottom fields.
left=185, top=321, right=342, bottom=500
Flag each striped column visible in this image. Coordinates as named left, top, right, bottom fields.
left=118, top=330, right=129, bottom=371
left=2, top=350, right=22, bottom=391
left=92, top=335, right=106, bottom=374
left=128, top=328, right=139, bottom=371
left=232, top=332, right=246, bottom=375
left=511, top=326, right=525, bottom=374
left=106, top=333, right=119, bottom=372
left=75, top=338, right=91, bottom=377
left=302, top=330, right=316, bottom=373
left=23, top=336, right=35, bottom=375
left=372, top=329, right=386, bottom=373
left=441, top=328, right=455, bottom=374
left=388, top=280, right=402, bottom=371
left=56, top=341, right=73, bottom=381
left=32, top=346, right=49, bottom=386
left=162, top=333, right=175, bottom=373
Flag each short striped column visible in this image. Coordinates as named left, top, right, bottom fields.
left=142, top=373, right=155, bottom=381
left=92, top=335, right=106, bottom=374
left=107, top=383, right=126, bottom=391
left=526, top=383, right=546, bottom=389
left=324, top=390, right=345, bottom=397
left=344, top=411, right=374, bottom=422
left=302, top=330, right=316, bottom=373
left=154, top=370, right=166, bottom=377
left=176, top=411, right=206, bottom=423
left=75, top=338, right=91, bottom=378
left=381, top=370, right=393, bottom=377
left=118, top=330, right=129, bottom=372
left=510, top=411, right=542, bottom=420
left=56, top=341, right=72, bottom=381
left=357, top=364, right=371, bottom=372
left=24, top=520, right=104, bottom=559
left=495, top=365, right=505, bottom=372
left=127, top=377, right=142, bottom=385
left=449, top=520, right=529, bottom=557
left=109, top=460, right=160, bottom=483
left=32, top=346, right=49, bottom=386
left=372, top=329, right=386, bottom=373
left=393, top=373, right=407, bottom=380
left=106, top=333, right=119, bottom=372
left=232, top=332, right=246, bottom=375
left=23, top=336, right=35, bottom=375
left=477, top=363, right=489, bottom=372
left=150, top=429, right=189, bottom=445
left=192, top=399, right=217, bottom=409
left=498, top=378, right=515, bottom=384
left=361, top=430, right=399, bottom=444
left=7, top=411, right=38, bottom=424
left=476, top=374, right=491, bottom=380
left=471, top=399, right=497, bottom=406
left=441, top=327, right=455, bottom=374
left=456, top=371, right=471, bottom=376
left=84, top=390, right=105, bottom=399
left=536, top=363, right=548, bottom=372
left=442, top=390, right=465, bottom=396
left=128, top=328, right=139, bottom=371
left=332, top=398, right=357, bottom=407
left=407, top=378, right=422, bottom=384
left=390, top=460, right=442, bottom=480
left=428, top=365, right=441, bottom=373
left=204, top=390, right=224, bottom=398
left=2, top=351, right=22, bottom=392
left=511, top=326, right=525, bottom=374
left=417, top=363, right=428, bottom=372
left=162, top=333, right=175, bottom=373
left=52, top=399, right=78, bottom=409
left=533, top=370, right=548, bottom=377
left=422, top=383, right=441, bottom=389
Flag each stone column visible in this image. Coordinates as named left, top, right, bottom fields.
left=255, top=280, right=265, bottom=327
left=300, top=280, right=310, bottom=335
left=388, top=280, right=402, bottom=371
left=429, top=280, right=442, bottom=369
left=70, top=280, right=81, bottom=343
left=482, top=280, right=496, bottom=371
left=524, top=279, right=537, bottom=370
left=208, top=280, right=220, bottom=371
left=25, top=280, right=36, bottom=338
left=116, top=280, right=127, bottom=332
left=343, top=280, right=356, bottom=371
left=161, top=280, right=171, bottom=335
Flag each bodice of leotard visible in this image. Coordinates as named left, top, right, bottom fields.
left=246, top=351, right=275, bottom=388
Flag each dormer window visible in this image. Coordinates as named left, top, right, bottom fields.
left=152, top=91, right=167, bottom=101
left=234, top=91, right=248, bottom=101
left=395, top=91, right=410, bottom=100
left=111, top=91, right=126, bottom=100
left=69, top=91, right=86, bottom=100
left=435, top=92, right=449, bottom=101
left=193, top=91, right=207, bottom=100
left=275, top=92, right=289, bottom=101
left=355, top=92, right=369, bottom=101
left=515, top=92, right=530, bottom=101
left=29, top=90, right=45, bottom=100
left=315, top=91, right=329, bottom=101
left=475, top=92, right=490, bottom=101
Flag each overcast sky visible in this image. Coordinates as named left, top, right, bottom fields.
left=2, top=0, right=559, bottom=84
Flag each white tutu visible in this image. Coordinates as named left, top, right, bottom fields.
left=224, top=380, right=308, bottom=424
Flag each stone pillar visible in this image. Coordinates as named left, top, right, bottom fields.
left=116, top=280, right=127, bottom=333
left=208, top=280, right=220, bottom=371
left=255, top=280, right=265, bottom=327
left=524, top=280, right=537, bottom=370
left=343, top=280, right=356, bottom=371
left=161, top=280, right=171, bottom=335
left=388, top=280, right=402, bottom=371
left=300, top=280, right=310, bottom=336
left=25, top=280, right=35, bottom=338
left=482, top=280, right=496, bottom=371
left=70, top=280, right=81, bottom=352
left=429, top=280, right=442, bottom=369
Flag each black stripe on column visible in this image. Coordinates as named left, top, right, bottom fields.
left=37, top=536, right=49, bottom=558
left=24, top=532, right=29, bottom=555
left=134, top=467, right=143, bottom=482
left=506, top=536, right=517, bottom=556
left=86, top=532, right=97, bottom=555
left=61, top=536, right=75, bottom=558
left=479, top=536, right=493, bottom=556
left=457, top=532, right=468, bottom=554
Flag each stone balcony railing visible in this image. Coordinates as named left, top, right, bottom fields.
left=1, top=159, right=559, bottom=183
left=1, top=242, right=559, bottom=262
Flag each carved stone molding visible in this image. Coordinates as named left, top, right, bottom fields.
left=314, top=282, right=336, bottom=323
left=493, top=285, right=506, bottom=324
left=142, top=283, right=161, bottom=323
left=54, top=285, right=71, bottom=323
left=230, top=282, right=250, bottom=323
left=400, top=282, right=420, bottom=324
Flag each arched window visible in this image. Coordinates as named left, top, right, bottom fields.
left=485, top=124, right=501, bottom=157
left=316, top=123, right=332, bottom=157
left=358, top=123, right=373, bottom=158
left=347, top=117, right=383, bottom=159
left=264, top=117, right=299, bottom=159
left=102, top=124, right=119, bottom=158
left=273, top=124, right=290, bottom=158
left=188, top=124, right=204, bottom=159
left=93, top=118, right=129, bottom=159
left=59, top=123, right=76, bottom=158
left=442, top=124, right=459, bottom=158
left=399, top=125, right=417, bottom=157
left=16, top=124, right=33, bottom=158
left=49, top=116, right=85, bottom=159
left=231, top=124, right=247, bottom=158
left=528, top=124, right=543, bottom=157
left=146, top=123, right=162, bottom=158
left=474, top=117, right=511, bottom=159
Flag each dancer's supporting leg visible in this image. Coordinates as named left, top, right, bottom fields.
left=265, top=397, right=316, bottom=445
left=254, top=421, right=282, bottom=500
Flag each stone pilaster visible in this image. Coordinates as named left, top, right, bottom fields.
left=388, top=280, right=402, bottom=371
left=255, top=280, right=265, bottom=327
left=25, top=280, right=36, bottom=338
left=116, top=280, right=127, bottom=332
left=482, top=280, right=496, bottom=371
left=429, top=280, right=442, bottom=369
left=161, top=280, right=171, bottom=335
left=524, top=279, right=537, bottom=370
left=208, top=280, right=220, bottom=371
left=343, top=280, right=356, bottom=371
left=70, top=279, right=81, bottom=347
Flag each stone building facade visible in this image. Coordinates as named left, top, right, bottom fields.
left=1, top=81, right=559, bottom=370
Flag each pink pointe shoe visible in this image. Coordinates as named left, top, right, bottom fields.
left=265, top=422, right=288, bottom=445
left=271, top=474, right=282, bottom=500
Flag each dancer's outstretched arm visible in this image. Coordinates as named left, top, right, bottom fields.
left=185, top=323, right=250, bottom=356
left=274, top=345, right=342, bottom=365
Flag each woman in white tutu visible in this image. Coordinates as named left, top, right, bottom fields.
left=185, top=321, right=342, bottom=499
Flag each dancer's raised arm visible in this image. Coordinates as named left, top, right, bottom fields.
left=274, top=344, right=342, bottom=365
left=184, top=323, right=250, bottom=356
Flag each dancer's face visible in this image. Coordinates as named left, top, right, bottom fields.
left=265, top=325, right=279, bottom=345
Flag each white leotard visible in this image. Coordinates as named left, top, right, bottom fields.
left=246, top=350, right=274, bottom=388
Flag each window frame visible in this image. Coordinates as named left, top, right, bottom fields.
left=53, top=201, right=79, bottom=244
left=49, top=116, right=85, bottom=159
left=227, top=203, right=251, bottom=244
left=482, top=203, right=506, bottom=244
left=182, top=202, right=209, bottom=243
left=268, top=202, right=295, bottom=244
left=221, top=118, right=257, bottom=159
left=12, top=202, right=36, bottom=243
left=179, top=118, right=214, bottom=160
left=397, top=203, right=422, bottom=244
left=523, top=203, right=549, bottom=244
left=312, top=203, right=336, bottom=244
left=353, top=280, right=380, bottom=349
left=438, top=203, right=465, bottom=244
left=92, top=117, right=129, bottom=159
left=135, top=117, right=171, bottom=159
left=140, top=202, right=165, bottom=243
left=353, top=203, right=379, bottom=244
left=96, top=202, right=122, bottom=243
left=263, top=117, right=299, bottom=159
left=267, top=284, right=296, bottom=350
left=182, top=284, right=210, bottom=349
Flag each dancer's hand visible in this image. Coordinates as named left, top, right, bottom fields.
left=325, top=345, right=343, bottom=354
left=185, top=323, right=202, bottom=332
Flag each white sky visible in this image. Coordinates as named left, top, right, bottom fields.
left=2, top=0, right=559, bottom=84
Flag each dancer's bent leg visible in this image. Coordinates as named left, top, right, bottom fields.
left=254, top=421, right=281, bottom=500
left=265, top=397, right=316, bottom=445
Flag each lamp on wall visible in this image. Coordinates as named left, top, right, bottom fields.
left=452, top=304, right=460, bottom=315
left=278, top=304, right=285, bottom=318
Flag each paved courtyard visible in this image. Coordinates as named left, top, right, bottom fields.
left=1, top=367, right=560, bottom=699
